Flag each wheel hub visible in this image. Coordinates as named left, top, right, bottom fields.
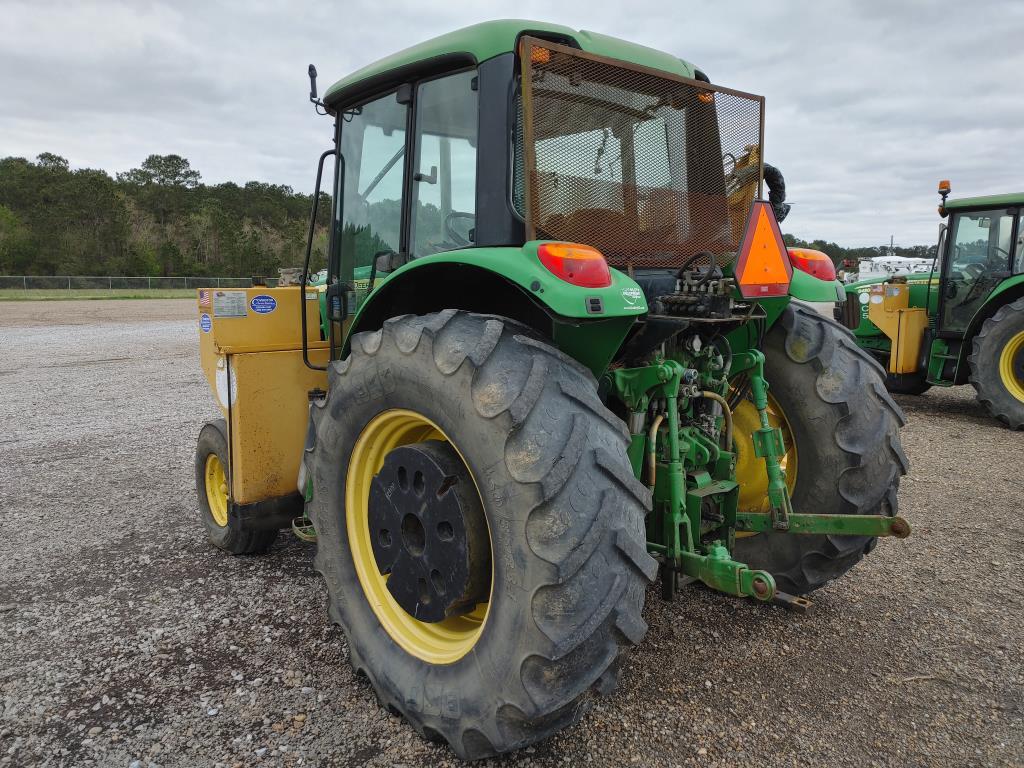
left=1000, top=330, right=1024, bottom=403
left=368, top=441, right=490, bottom=623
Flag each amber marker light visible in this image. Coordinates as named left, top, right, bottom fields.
left=531, top=46, right=551, bottom=64
left=536, top=243, right=612, bottom=288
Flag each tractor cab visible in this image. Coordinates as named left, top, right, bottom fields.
left=843, top=182, right=1024, bottom=427
left=937, top=188, right=1022, bottom=334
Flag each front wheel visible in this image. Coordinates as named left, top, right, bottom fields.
left=732, top=304, right=909, bottom=595
left=305, top=311, right=656, bottom=761
left=194, top=420, right=278, bottom=554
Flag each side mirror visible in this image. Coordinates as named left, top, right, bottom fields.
left=308, top=64, right=319, bottom=102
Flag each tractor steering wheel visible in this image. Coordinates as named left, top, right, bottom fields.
left=957, top=247, right=1008, bottom=306
left=444, top=211, right=475, bottom=247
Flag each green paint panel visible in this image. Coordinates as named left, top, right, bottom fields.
left=843, top=273, right=940, bottom=338
left=788, top=269, right=845, bottom=303
left=358, top=242, right=648, bottom=320
left=325, top=19, right=695, bottom=105
left=347, top=243, right=647, bottom=376
left=943, top=192, right=1024, bottom=211
left=985, top=273, right=1024, bottom=305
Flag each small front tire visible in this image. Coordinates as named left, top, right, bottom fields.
left=195, top=420, right=278, bottom=555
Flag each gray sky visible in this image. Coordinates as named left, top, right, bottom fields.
left=2, top=0, right=1021, bottom=246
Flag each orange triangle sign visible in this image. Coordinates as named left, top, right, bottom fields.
left=734, top=201, right=792, bottom=299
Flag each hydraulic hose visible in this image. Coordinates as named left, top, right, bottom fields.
left=700, top=391, right=734, bottom=451
left=646, top=413, right=665, bottom=490
left=763, top=163, right=791, bottom=224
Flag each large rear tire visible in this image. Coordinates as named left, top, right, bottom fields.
left=969, top=297, right=1024, bottom=430
left=732, top=304, right=909, bottom=595
left=305, top=311, right=656, bottom=761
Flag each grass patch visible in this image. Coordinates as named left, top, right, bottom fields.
left=0, top=289, right=196, bottom=301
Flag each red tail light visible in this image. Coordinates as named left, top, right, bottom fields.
left=787, top=248, right=837, bottom=281
left=537, top=242, right=612, bottom=288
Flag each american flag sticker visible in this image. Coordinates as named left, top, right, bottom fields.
left=199, top=289, right=211, bottom=307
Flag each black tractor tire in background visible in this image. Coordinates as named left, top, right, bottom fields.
left=968, top=297, right=1024, bottom=430
left=305, top=311, right=656, bottom=761
left=885, top=371, right=931, bottom=396
left=195, top=419, right=278, bottom=555
left=733, top=304, right=909, bottom=595
left=882, top=327, right=932, bottom=395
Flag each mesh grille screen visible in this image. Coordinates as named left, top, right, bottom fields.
left=520, top=38, right=765, bottom=269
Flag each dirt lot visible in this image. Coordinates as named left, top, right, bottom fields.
left=1, top=299, right=1021, bottom=767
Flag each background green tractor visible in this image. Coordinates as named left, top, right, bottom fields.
left=840, top=182, right=1024, bottom=428
left=194, top=20, right=909, bottom=760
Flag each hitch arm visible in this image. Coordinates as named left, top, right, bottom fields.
left=735, top=512, right=911, bottom=538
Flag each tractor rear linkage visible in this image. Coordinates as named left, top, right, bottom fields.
left=607, top=351, right=910, bottom=605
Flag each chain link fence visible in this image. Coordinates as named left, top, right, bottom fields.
left=0, top=275, right=254, bottom=290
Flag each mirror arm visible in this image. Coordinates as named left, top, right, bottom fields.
left=301, top=148, right=341, bottom=372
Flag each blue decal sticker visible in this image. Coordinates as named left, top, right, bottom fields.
left=250, top=294, right=277, bottom=314
left=200, top=313, right=212, bottom=333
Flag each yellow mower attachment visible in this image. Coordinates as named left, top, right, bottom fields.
left=197, top=287, right=327, bottom=508
left=867, top=280, right=929, bottom=374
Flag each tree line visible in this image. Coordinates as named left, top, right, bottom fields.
left=0, top=152, right=936, bottom=277
left=0, top=153, right=329, bottom=278
left=782, top=234, right=937, bottom=267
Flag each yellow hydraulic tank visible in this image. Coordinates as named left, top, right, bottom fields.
left=866, top=281, right=928, bottom=374
left=197, top=287, right=328, bottom=505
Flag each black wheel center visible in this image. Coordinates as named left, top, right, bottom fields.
left=400, top=513, right=426, bottom=556
left=368, top=440, right=490, bottom=623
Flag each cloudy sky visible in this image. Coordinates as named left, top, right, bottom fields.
left=2, top=0, right=1021, bottom=246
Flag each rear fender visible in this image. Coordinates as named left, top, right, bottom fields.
left=345, top=244, right=647, bottom=376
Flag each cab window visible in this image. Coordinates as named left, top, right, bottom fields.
left=338, top=91, right=408, bottom=275
left=410, top=70, right=478, bottom=257
left=1015, top=213, right=1024, bottom=274
left=942, top=209, right=1014, bottom=331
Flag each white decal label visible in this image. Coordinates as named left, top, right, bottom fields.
left=621, top=286, right=644, bottom=307
left=213, top=290, right=247, bottom=318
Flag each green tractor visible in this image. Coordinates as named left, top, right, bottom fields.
left=194, top=21, right=909, bottom=760
left=840, top=182, right=1024, bottom=428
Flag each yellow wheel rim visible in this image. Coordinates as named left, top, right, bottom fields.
left=346, top=409, right=490, bottom=664
left=204, top=453, right=229, bottom=527
left=998, top=330, right=1024, bottom=403
left=732, top=393, right=797, bottom=527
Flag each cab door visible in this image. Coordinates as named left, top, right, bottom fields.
left=939, top=208, right=1016, bottom=333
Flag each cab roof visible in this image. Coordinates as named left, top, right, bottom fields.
left=944, top=192, right=1024, bottom=211
left=324, top=19, right=698, bottom=107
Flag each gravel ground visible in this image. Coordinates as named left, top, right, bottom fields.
left=1, top=299, right=1021, bottom=768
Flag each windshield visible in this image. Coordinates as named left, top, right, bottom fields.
left=516, top=38, right=764, bottom=269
